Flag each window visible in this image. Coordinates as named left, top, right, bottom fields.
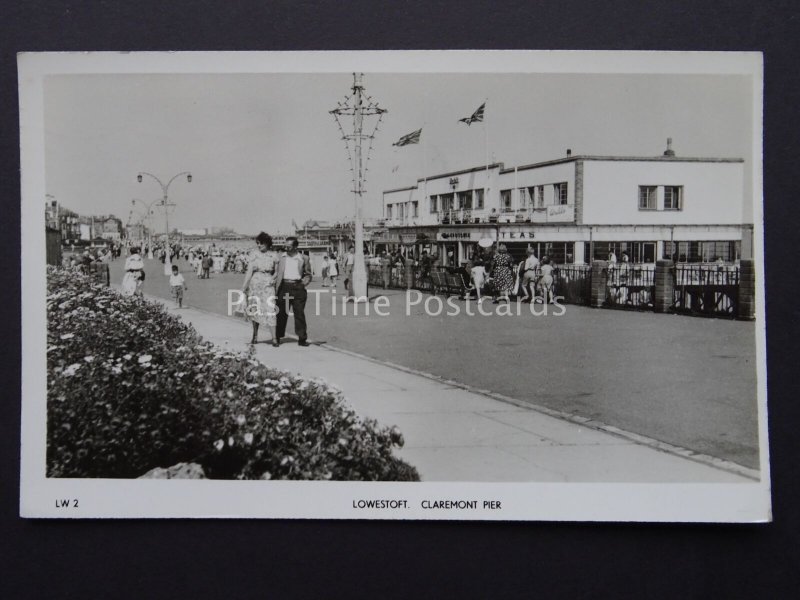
left=386, top=205, right=392, bottom=219
left=663, top=241, right=702, bottom=263
left=475, top=189, right=484, bottom=209
left=457, top=191, right=472, bottom=210
left=665, top=241, right=740, bottom=263
left=429, top=195, right=438, bottom=213
left=440, top=193, right=454, bottom=212
left=412, top=201, right=418, bottom=218
left=500, top=190, right=513, bottom=212
left=664, top=186, right=683, bottom=210
left=518, top=188, right=529, bottom=209
left=639, top=186, right=657, bottom=210
left=536, top=186, right=545, bottom=208
left=507, top=242, right=574, bottom=265
left=554, top=182, right=568, bottom=205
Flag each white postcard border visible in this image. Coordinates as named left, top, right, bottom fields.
left=19, top=50, right=770, bottom=521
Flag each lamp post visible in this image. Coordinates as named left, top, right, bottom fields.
left=330, top=73, right=386, bottom=301
left=137, top=171, right=192, bottom=275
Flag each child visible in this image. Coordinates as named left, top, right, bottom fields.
left=470, top=260, right=487, bottom=303
left=169, top=264, right=187, bottom=308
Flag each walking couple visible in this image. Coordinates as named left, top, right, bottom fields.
left=240, top=232, right=312, bottom=347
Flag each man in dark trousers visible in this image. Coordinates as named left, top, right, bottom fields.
left=275, top=236, right=313, bottom=346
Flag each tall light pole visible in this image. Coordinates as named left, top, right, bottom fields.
left=137, top=171, right=192, bottom=275
left=330, top=73, right=386, bottom=300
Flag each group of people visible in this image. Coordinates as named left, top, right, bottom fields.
left=119, top=234, right=314, bottom=347
left=319, top=254, right=339, bottom=287
left=62, top=247, right=115, bottom=272
left=239, top=232, right=312, bottom=347
left=465, top=245, right=555, bottom=304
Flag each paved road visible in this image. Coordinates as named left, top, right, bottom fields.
left=112, top=256, right=760, bottom=469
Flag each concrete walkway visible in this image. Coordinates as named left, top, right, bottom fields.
left=150, top=296, right=755, bottom=483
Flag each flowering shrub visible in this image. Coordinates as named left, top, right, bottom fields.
left=47, top=268, right=419, bottom=481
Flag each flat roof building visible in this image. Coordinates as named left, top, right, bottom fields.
left=381, top=141, right=751, bottom=266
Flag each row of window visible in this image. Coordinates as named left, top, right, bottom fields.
left=390, top=183, right=685, bottom=217
left=591, top=241, right=740, bottom=263
left=639, top=185, right=683, bottom=211
left=385, top=201, right=418, bottom=221
left=500, top=183, right=569, bottom=212
left=459, top=241, right=741, bottom=264
left=429, top=189, right=485, bottom=213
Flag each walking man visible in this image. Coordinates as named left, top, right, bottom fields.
left=275, top=236, right=313, bottom=347
left=343, top=245, right=356, bottom=295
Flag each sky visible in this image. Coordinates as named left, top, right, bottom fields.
left=43, top=71, right=754, bottom=234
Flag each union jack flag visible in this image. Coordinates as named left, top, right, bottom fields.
left=392, top=128, right=422, bottom=146
left=459, top=102, right=485, bottom=126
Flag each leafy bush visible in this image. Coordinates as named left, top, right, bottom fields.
left=46, top=268, right=419, bottom=481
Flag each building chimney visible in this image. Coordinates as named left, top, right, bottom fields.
left=663, top=137, right=675, bottom=157
left=566, top=149, right=572, bottom=156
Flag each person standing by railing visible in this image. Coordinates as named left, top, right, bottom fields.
left=404, top=253, right=416, bottom=290
left=380, top=251, right=391, bottom=289
left=537, top=257, right=555, bottom=304
left=343, top=246, right=355, bottom=294
left=520, top=247, right=540, bottom=303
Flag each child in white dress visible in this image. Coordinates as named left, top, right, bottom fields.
left=470, top=261, right=488, bottom=303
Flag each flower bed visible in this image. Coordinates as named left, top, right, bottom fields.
left=46, top=268, right=419, bottom=481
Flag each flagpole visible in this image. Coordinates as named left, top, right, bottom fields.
left=422, top=121, right=427, bottom=221
left=484, top=98, right=490, bottom=232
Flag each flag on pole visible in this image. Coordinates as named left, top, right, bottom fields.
left=392, top=128, right=422, bottom=146
left=458, top=102, right=485, bottom=126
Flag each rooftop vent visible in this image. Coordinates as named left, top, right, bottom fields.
left=663, top=137, right=675, bottom=157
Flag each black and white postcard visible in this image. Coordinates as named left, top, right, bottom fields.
left=19, top=51, right=770, bottom=521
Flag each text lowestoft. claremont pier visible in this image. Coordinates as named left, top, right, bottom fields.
left=351, top=499, right=502, bottom=510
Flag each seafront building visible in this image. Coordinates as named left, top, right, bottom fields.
left=380, top=140, right=751, bottom=266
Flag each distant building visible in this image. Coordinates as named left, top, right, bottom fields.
left=45, top=200, right=80, bottom=245
left=178, top=228, right=209, bottom=237
left=94, top=215, right=123, bottom=241
left=294, top=218, right=385, bottom=257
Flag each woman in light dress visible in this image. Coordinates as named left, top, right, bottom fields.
left=241, top=232, right=280, bottom=346
left=121, top=247, right=145, bottom=297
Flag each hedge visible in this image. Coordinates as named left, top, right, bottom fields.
left=46, top=267, right=419, bottom=481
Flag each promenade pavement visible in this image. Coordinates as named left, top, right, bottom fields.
left=146, top=294, right=754, bottom=483
left=110, top=257, right=760, bottom=469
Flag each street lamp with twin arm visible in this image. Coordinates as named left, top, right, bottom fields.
left=136, top=171, right=192, bottom=275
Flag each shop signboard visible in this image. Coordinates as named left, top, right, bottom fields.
left=498, top=230, right=536, bottom=240
left=437, top=231, right=477, bottom=241
left=547, top=204, right=575, bottom=222
left=374, top=231, right=400, bottom=242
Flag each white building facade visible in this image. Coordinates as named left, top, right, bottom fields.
left=381, top=148, right=750, bottom=266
